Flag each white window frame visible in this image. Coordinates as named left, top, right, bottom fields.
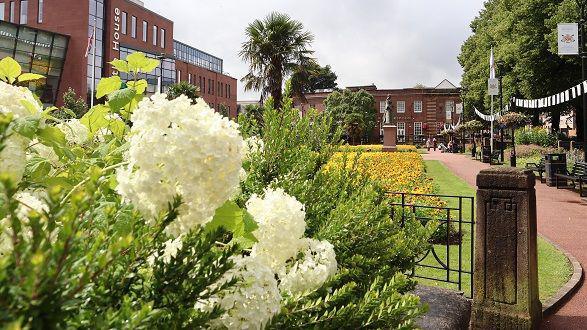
left=397, top=101, right=405, bottom=113
left=414, top=100, right=422, bottom=113
left=142, top=21, right=147, bottom=41
left=0, top=3, right=5, bottom=21
left=379, top=101, right=386, bottom=113
left=9, top=1, right=15, bottom=23
left=160, top=28, right=165, bottom=48
left=152, top=25, right=158, bottom=46
left=122, top=12, right=127, bottom=35
left=188, top=73, right=192, bottom=84
left=397, top=122, right=406, bottom=142
left=177, top=70, right=181, bottom=83
left=131, top=16, right=137, bottom=38
left=414, top=122, right=423, bottom=137
left=37, top=0, right=43, bottom=23
left=19, top=0, right=28, bottom=24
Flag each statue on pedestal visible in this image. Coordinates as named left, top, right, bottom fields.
left=384, top=94, right=393, bottom=125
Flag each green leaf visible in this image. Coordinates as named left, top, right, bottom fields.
left=26, top=156, right=52, bottom=182
left=127, top=79, right=148, bottom=95
left=80, top=105, right=109, bottom=134
left=17, top=73, right=45, bottom=83
left=205, top=201, right=258, bottom=248
left=37, top=126, right=67, bottom=147
left=126, top=52, right=159, bottom=73
left=110, top=59, right=130, bottom=73
left=96, top=76, right=123, bottom=99
left=107, top=118, right=127, bottom=138
left=0, top=57, right=22, bottom=84
left=108, top=88, right=137, bottom=111
left=12, top=117, right=41, bottom=139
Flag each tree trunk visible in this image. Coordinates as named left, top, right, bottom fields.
left=551, top=108, right=561, bottom=133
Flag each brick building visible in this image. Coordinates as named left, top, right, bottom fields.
left=294, top=79, right=462, bottom=144
left=0, top=0, right=237, bottom=116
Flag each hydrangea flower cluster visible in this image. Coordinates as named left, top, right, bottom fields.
left=56, top=119, right=90, bottom=145
left=242, top=136, right=264, bottom=159
left=279, top=238, right=338, bottom=295
left=0, top=81, right=42, bottom=183
left=246, top=188, right=306, bottom=272
left=0, top=191, right=48, bottom=256
left=207, top=256, right=281, bottom=330
left=116, top=94, right=243, bottom=237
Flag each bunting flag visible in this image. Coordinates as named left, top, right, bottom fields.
left=512, top=80, right=587, bottom=109
left=475, top=107, right=503, bottom=122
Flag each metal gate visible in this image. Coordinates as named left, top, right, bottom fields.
left=388, top=192, right=475, bottom=297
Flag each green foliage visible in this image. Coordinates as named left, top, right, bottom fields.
left=238, top=96, right=433, bottom=328
left=324, top=89, right=376, bottom=144
left=498, top=112, right=530, bottom=129
left=291, top=62, right=338, bottom=95
left=166, top=81, right=201, bottom=104
left=515, top=127, right=558, bottom=147
left=54, top=88, right=89, bottom=119
left=0, top=57, right=44, bottom=85
left=459, top=0, right=578, bottom=128
left=240, top=12, right=315, bottom=107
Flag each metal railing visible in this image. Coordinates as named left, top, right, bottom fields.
left=387, top=192, right=475, bottom=297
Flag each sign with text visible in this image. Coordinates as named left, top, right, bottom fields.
left=488, top=78, right=499, bottom=96
left=456, top=103, right=463, bottom=114
left=558, top=23, right=579, bottom=55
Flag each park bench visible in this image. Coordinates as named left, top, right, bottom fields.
left=525, top=158, right=545, bottom=183
left=555, top=161, right=587, bottom=197
left=490, top=151, right=502, bottom=165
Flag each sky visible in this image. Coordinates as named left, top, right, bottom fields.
left=143, top=0, right=486, bottom=101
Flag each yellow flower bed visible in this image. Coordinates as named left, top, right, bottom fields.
left=339, top=145, right=417, bottom=153
left=326, top=152, right=444, bottom=211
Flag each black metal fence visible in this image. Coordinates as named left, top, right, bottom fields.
left=387, top=192, right=475, bottom=297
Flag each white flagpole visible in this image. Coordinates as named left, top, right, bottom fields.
left=91, top=18, right=97, bottom=108
left=491, top=95, right=494, bottom=154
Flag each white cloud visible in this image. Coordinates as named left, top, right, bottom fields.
left=143, top=0, right=485, bottom=100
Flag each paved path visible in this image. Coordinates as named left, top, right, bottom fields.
left=422, top=150, right=587, bottom=329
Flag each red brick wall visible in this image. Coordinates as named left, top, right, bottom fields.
left=104, top=0, right=174, bottom=75
left=294, top=88, right=462, bottom=143
left=9, top=0, right=90, bottom=106
left=175, top=59, right=237, bottom=118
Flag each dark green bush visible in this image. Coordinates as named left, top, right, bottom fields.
left=515, top=127, right=557, bottom=147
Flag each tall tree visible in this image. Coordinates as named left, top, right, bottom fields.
left=324, top=89, right=375, bottom=144
left=240, top=12, right=314, bottom=107
left=291, top=62, right=338, bottom=95
left=459, top=0, right=582, bottom=135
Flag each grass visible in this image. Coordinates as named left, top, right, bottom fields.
left=415, top=160, right=573, bottom=302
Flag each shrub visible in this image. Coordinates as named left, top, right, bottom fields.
left=238, top=99, right=434, bottom=328
left=339, top=144, right=417, bottom=153
left=166, top=81, right=200, bottom=103
left=515, top=127, right=557, bottom=147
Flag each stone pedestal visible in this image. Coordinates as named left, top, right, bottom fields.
left=382, top=125, right=397, bottom=152
left=471, top=168, right=542, bottom=329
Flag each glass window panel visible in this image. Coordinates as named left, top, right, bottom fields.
left=9, top=1, right=15, bottom=23
left=131, top=16, right=136, bottom=38
left=142, top=21, right=147, bottom=42
left=89, top=1, right=96, bottom=16
left=152, top=25, right=157, bottom=45
left=122, top=12, right=127, bottom=34
left=0, top=48, right=13, bottom=59
left=0, top=3, right=5, bottom=21
left=97, top=2, right=103, bottom=18
left=51, top=46, right=66, bottom=59
left=160, top=28, right=165, bottom=48
left=31, top=63, right=48, bottom=75
left=37, top=0, right=43, bottom=23
left=20, top=0, right=28, bottom=24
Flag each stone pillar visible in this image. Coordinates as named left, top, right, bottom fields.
left=471, top=168, right=541, bottom=329
left=383, top=125, right=397, bottom=152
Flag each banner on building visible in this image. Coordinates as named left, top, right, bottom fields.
left=558, top=23, right=579, bottom=55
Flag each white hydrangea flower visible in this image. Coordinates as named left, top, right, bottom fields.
left=28, top=139, right=60, bottom=166
left=279, top=238, right=338, bottom=295
left=0, top=81, right=42, bottom=184
left=206, top=256, right=281, bottom=330
left=0, top=135, right=28, bottom=183
left=0, top=81, right=42, bottom=119
left=0, top=190, right=48, bottom=256
left=246, top=188, right=306, bottom=272
left=147, top=236, right=184, bottom=265
left=56, top=119, right=90, bottom=145
left=116, top=94, right=243, bottom=237
left=242, top=136, right=264, bottom=160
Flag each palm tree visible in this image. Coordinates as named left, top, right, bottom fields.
left=240, top=12, right=314, bottom=107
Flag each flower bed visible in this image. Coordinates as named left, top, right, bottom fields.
left=339, top=144, right=417, bottom=153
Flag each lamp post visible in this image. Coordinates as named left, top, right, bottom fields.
left=578, top=0, right=587, bottom=161
left=497, top=60, right=505, bottom=162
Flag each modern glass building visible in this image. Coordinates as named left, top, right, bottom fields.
left=0, top=20, right=69, bottom=104
left=0, top=0, right=237, bottom=116
left=173, top=40, right=222, bottom=74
